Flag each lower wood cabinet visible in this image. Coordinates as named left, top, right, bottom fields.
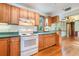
left=0, top=37, right=20, bottom=56
left=10, top=37, right=20, bottom=56
left=39, top=34, right=56, bottom=51
left=38, top=35, right=44, bottom=51
left=44, top=34, right=56, bottom=48
left=0, top=38, right=9, bottom=56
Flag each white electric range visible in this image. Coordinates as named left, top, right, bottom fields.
left=19, top=26, right=38, bottom=56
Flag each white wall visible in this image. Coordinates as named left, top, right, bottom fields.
left=57, top=8, right=79, bottom=21
left=75, top=21, right=79, bottom=31
left=0, top=25, right=18, bottom=32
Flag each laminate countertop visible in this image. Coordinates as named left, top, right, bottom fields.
left=33, top=31, right=56, bottom=35
left=0, top=31, right=56, bottom=38
left=0, top=32, right=19, bottom=38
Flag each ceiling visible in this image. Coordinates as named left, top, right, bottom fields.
left=12, top=3, right=79, bottom=16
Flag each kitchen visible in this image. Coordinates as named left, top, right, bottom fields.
left=0, top=3, right=79, bottom=56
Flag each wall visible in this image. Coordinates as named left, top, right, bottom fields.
left=0, top=25, right=35, bottom=32
left=75, top=20, right=79, bottom=31
left=59, top=8, right=79, bottom=20
left=72, top=15, right=79, bottom=20
left=0, top=25, right=18, bottom=32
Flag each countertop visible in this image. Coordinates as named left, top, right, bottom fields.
left=0, top=32, right=19, bottom=38
left=0, top=31, right=56, bottom=38
left=33, top=31, right=56, bottom=35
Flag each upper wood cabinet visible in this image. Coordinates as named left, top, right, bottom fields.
left=11, top=6, right=19, bottom=24
left=28, top=11, right=35, bottom=19
left=20, top=8, right=28, bottom=19
left=35, top=13, right=40, bottom=26
left=10, top=6, right=20, bottom=25
left=48, top=16, right=59, bottom=26
left=0, top=38, right=9, bottom=56
left=20, top=8, right=40, bottom=26
left=28, top=10, right=32, bottom=19
left=0, top=3, right=11, bottom=23
left=48, top=17, right=53, bottom=26
left=10, top=37, right=20, bottom=56
left=31, top=12, right=35, bottom=19
left=0, top=3, right=40, bottom=25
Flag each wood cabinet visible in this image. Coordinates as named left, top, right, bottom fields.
left=20, top=8, right=40, bottom=26
left=10, top=37, right=20, bottom=56
left=48, top=16, right=59, bottom=26
left=10, top=6, right=20, bottom=25
left=39, top=35, right=44, bottom=51
left=35, top=13, right=40, bottom=26
left=28, top=10, right=32, bottom=19
left=0, top=3, right=11, bottom=23
left=28, top=11, right=35, bottom=19
left=0, top=38, right=9, bottom=56
left=39, top=34, right=56, bottom=51
left=0, top=3, right=40, bottom=26
left=31, top=12, right=35, bottom=19
left=44, top=34, right=55, bottom=48
left=0, top=37, right=20, bottom=56
left=20, top=8, right=28, bottom=19
left=27, top=10, right=34, bottom=19
left=48, top=17, right=53, bottom=26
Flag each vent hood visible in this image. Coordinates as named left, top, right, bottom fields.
left=19, top=18, right=35, bottom=26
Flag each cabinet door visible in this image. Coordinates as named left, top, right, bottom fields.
left=0, top=3, right=11, bottom=23
left=0, top=3, right=3, bottom=22
left=48, top=17, right=53, bottom=26
left=35, top=13, right=40, bottom=26
left=11, top=6, right=20, bottom=25
left=55, top=33, right=60, bottom=45
left=50, top=34, right=56, bottom=46
left=44, top=35, right=51, bottom=48
left=39, top=35, right=44, bottom=51
left=0, top=38, right=9, bottom=56
left=10, top=37, right=20, bottom=56
left=31, top=12, right=35, bottom=19
left=44, top=34, right=55, bottom=48
left=20, top=8, right=28, bottom=18
left=31, top=12, right=36, bottom=25
left=48, top=16, right=59, bottom=26
left=28, top=10, right=32, bottom=19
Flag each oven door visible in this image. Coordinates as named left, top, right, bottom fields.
left=20, top=36, right=38, bottom=51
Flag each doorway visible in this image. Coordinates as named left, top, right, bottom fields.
left=65, top=15, right=79, bottom=37
left=66, top=22, right=75, bottom=37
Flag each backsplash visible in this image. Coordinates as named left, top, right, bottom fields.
left=0, top=25, right=36, bottom=32
left=0, top=25, right=18, bottom=32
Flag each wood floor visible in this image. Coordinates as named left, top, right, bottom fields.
left=33, top=45, right=62, bottom=56
left=33, top=37, right=79, bottom=56
left=61, top=37, right=79, bottom=56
